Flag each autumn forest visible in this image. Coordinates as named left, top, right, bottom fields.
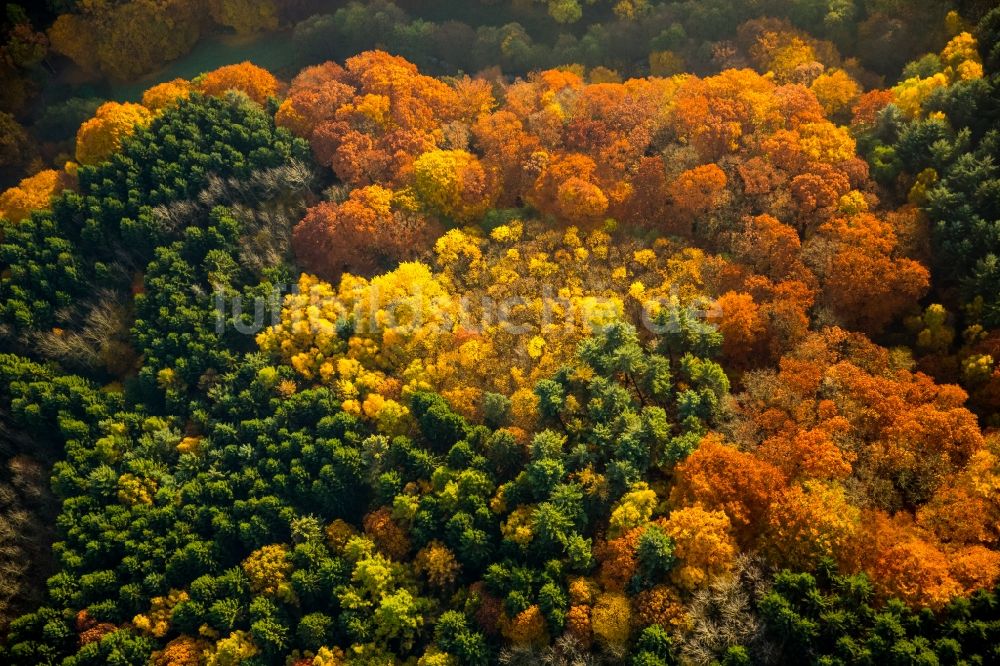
left=1, top=1, right=1000, bottom=664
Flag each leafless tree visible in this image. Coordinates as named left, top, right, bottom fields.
left=678, top=554, right=776, bottom=665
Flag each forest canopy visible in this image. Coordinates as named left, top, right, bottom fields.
left=0, top=2, right=999, bottom=665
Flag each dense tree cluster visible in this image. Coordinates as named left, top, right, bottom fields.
left=1, top=0, right=989, bottom=192
left=290, top=0, right=991, bottom=82
left=0, top=4, right=999, bottom=666
left=277, top=47, right=928, bottom=349
left=842, top=10, right=1000, bottom=425
left=44, top=0, right=288, bottom=82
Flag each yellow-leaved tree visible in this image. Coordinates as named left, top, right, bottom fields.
left=75, top=102, right=153, bottom=165
left=141, top=79, right=193, bottom=112
left=413, top=149, right=497, bottom=223
left=663, top=506, right=738, bottom=592
left=0, top=170, right=70, bottom=222
left=197, top=62, right=282, bottom=105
